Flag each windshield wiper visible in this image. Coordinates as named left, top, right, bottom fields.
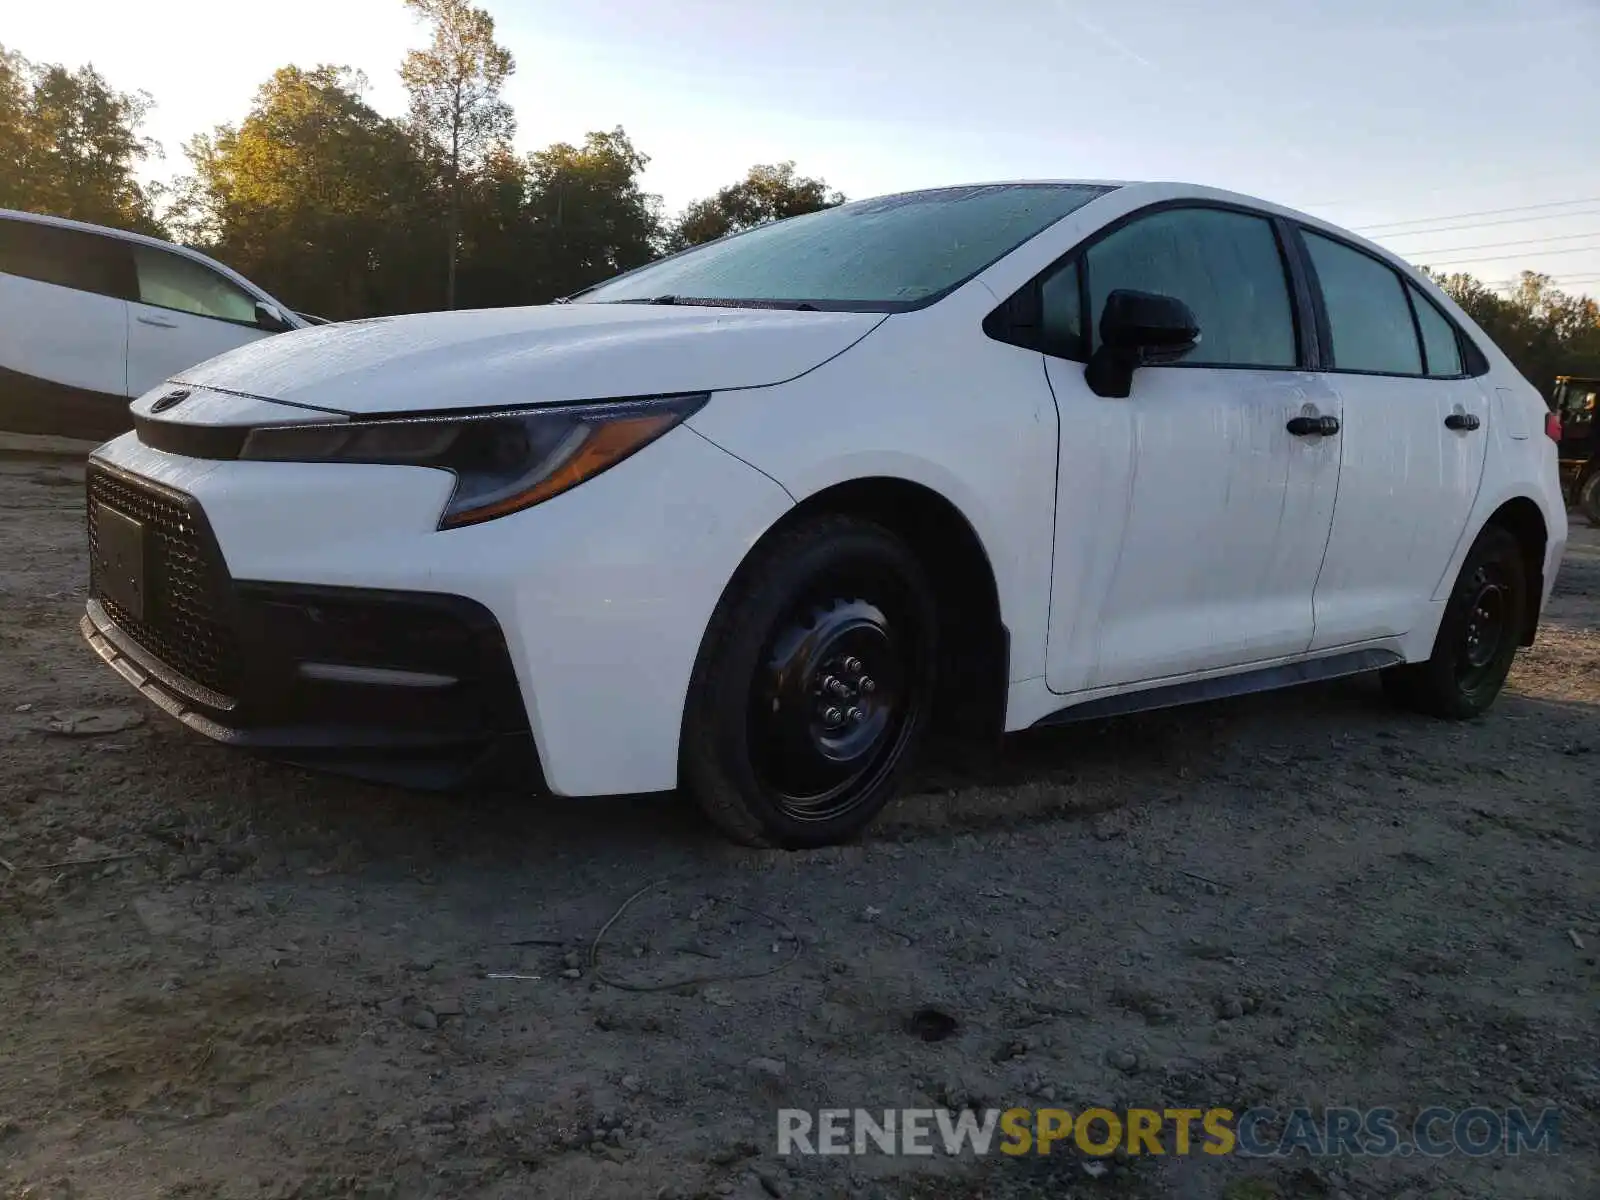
left=594, top=296, right=826, bottom=311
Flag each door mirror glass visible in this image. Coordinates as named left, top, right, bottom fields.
left=1086, top=289, right=1200, bottom=397
left=255, top=301, right=292, bottom=333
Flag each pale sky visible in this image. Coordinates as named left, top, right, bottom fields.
left=7, top=0, right=1599, bottom=296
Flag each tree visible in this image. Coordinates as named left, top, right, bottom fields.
left=1429, top=269, right=1600, bottom=396
left=0, top=43, right=162, bottom=234
left=670, top=161, right=843, bottom=249
left=522, top=128, right=662, bottom=300
left=400, top=0, right=515, bottom=310
left=174, top=66, right=434, bottom=319
left=0, top=47, right=28, bottom=208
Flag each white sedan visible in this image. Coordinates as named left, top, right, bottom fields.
left=80, top=181, right=1567, bottom=846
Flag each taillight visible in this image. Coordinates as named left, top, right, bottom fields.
left=1545, top=411, right=1563, bottom=441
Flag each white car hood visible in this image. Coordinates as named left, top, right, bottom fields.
left=163, top=303, right=886, bottom=415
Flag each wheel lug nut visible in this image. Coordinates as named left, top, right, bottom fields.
left=822, top=706, right=844, bottom=726
left=846, top=706, right=864, bottom=724
left=859, top=676, right=876, bottom=693
left=843, top=657, right=862, bottom=674
left=825, top=677, right=850, bottom=698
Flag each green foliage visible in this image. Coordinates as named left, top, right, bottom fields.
left=1430, top=269, right=1600, bottom=396
left=0, top=43, right=163, bottom=235
left=30, top=9, right=1588, bottom=382
left=671, top=161, right=844, bottom=249
left=401, top=0, right=516, bottom=308
left=521, top=129, right=663, bottom=299
left=173, top=67, right=437, bottom=320
left=0, top=26, right=841, bottom=320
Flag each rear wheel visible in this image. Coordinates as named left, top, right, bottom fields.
left=1580, top=470, right=1600, bottom=527
left=681, top=515, right=936, bottom=848
left=1381, top=524, right=1526, bottom=719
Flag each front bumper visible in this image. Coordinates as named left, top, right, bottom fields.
left=81, top=417, right=797, bottom=796
left=81, top=460, right=538, bottom=789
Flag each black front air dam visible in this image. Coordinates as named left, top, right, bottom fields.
left=82, top=582, right=542, bottom=792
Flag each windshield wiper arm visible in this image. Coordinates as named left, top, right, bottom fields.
left=596, top=296, right=824, bottom=310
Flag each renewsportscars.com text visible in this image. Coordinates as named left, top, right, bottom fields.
left=776, top=1106, right=1561, bottom=1158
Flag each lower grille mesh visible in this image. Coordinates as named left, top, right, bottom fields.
left=86, top=464, right=238, bottom=698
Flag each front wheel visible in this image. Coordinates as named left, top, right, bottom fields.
left=1381, top=524, right=1527, bottom=719
left=681, top=515, right=936, bottom=848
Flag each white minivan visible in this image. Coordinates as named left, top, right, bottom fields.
left=0, top=209, right=308, bottom=440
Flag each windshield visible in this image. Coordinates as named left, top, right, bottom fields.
left=574, top=183, right=1114, bottom=310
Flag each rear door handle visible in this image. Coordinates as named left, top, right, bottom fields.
left=1286, top=415, right=1340, bottom=437
left=136, top=314, right=178, bottom=329
left=1445, top=412, right=1481, bottom=432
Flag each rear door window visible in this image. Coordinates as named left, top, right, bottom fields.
left=0, top=217, right=135, bottom=299
left=1301, top=231, right=1423, bottom=375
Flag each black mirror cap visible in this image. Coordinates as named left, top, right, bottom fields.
left=1098, top=288, right=1200, bottom=353
left=1085, top=289, right=1201, bottom=398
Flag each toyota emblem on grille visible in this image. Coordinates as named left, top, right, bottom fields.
left=151, top=389, right=191, bottom=413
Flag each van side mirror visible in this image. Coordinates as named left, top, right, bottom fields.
left=1084, top=289, right=1200, bottom=398
left=255, top=301, right=293, bottom=333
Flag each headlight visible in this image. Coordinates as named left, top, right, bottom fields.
left=239, top=394, right=708, bottom=529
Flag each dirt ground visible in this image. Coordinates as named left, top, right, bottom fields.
left=1, top=453, right=1595, bottom=1200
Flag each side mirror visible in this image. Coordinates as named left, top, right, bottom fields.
left=1084, top=289, right=1200, bottom=398
left=255, top=301, right=293, bottom=333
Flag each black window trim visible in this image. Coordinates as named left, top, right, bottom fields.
left=983, top=197, right=1319, bottom=373
left=1288, top=222, right=1487, bottom=380
left=129, top=243, right=269, bottom=331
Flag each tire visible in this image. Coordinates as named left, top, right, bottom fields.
left=1381, top=524, right=1527, bottom=720
left=1580, top=471, right=1600, bottom=528
left=681, top=515, right=937, bottom=848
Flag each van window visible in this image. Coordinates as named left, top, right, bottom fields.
left=133, top=246, right=259, bottom=324
left=0, top=217, right=135, bottom=299
left=1302, top=232, right=1423, bottom=375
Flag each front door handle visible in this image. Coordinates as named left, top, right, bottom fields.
left=136, top=314, right=178, bottom=329
left=1445, top=412, right=1481, bottom=432
left=1287, top=414, right=1340, bottom=437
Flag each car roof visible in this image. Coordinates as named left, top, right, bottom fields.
left=918, top=179, right=1346, bottom=232
left=0, top=206, right=281, bottom=304
left=934, top=178, right=1441, bottom=277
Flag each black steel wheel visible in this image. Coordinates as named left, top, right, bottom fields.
left=750, top=596, right=919, bottom=823
left=1381, top=523, right=1527, bottom=720
left=1455, top=560, right=1511, bottom=691
left=682, top=515, right=935, bottom=847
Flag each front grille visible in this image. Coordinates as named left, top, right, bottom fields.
left=86, top=463, right=239, bottom=698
